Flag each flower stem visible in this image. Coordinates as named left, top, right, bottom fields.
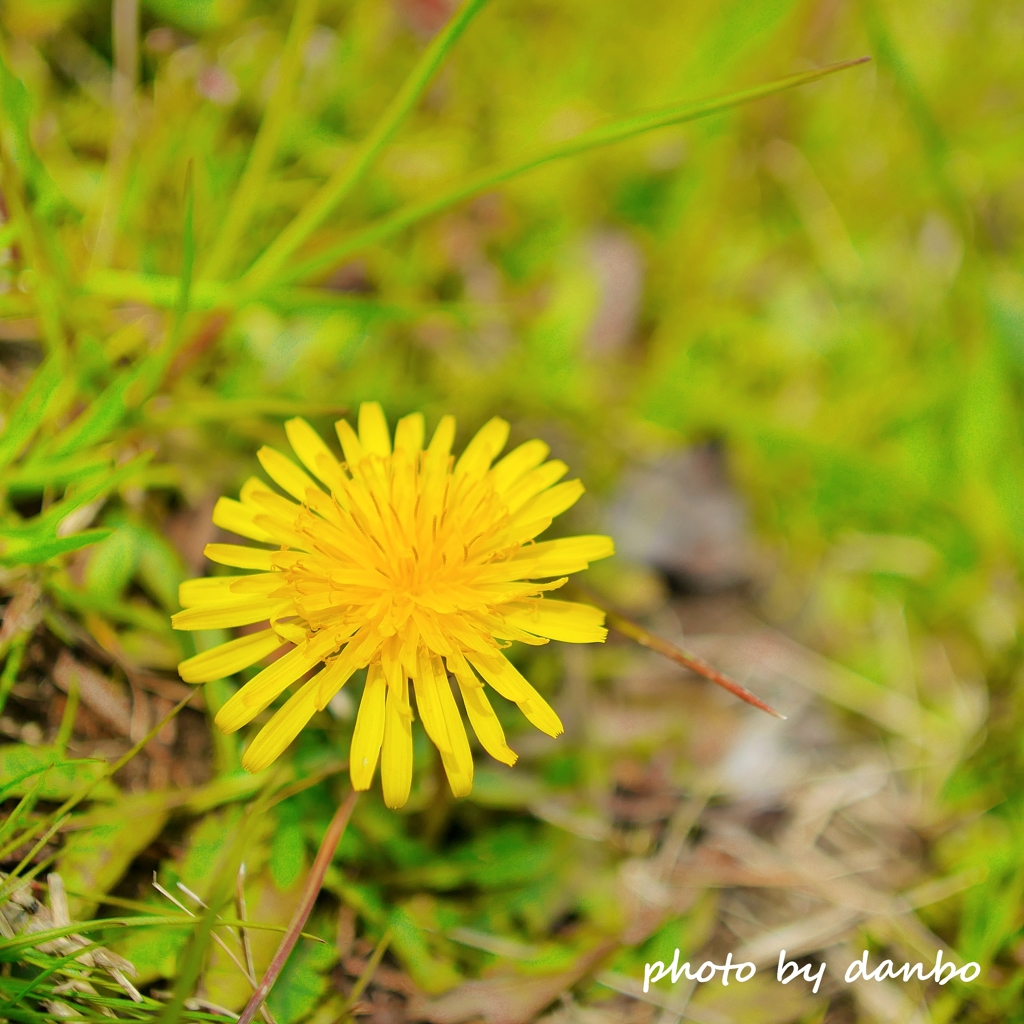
left=578, top=589, right=785, bottom=719
left=237, top=788, right=360, bottom=1024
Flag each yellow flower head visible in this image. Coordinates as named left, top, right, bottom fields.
left=173, top=403, right=614, bottom=807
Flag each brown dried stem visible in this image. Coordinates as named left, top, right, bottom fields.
left=580, top=589, right=785, bottom=719
left=237, top=788, right=360, bottom=1024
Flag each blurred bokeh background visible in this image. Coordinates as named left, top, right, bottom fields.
left=1, top=0, right=1023, bottom=1020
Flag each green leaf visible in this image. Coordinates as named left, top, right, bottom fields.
left=84, top=524, right=143, bottom=602
left=0, top=527, right=113, bottom=566
left=388, top=905, right=462, bottom=994
left=57, top=793, right=171, bottom=919
left=0, top=52, right=66, bottom=213
left=49, top=577, right=170, bottom=631
left=43, top=371, right=142, bottom=458
left=201, top=0, right=319, bottom=280
left=266, top=931, right=336, bottom=1024
left=141, top=0, right=244, bottom=34
left=112, top=922, right=188, bottom=987
left=0, top=354, right=64, bottom=473
left=136, top=527, right=188, bottom=611
left=4, top=452, right=113, bottom=490
left=269, top=805, right=307, bottom=892
left=0, top=746, right=117, bottom=802
left=31, top=451, right=151, bottom=535
left=173, top=163, right=196, bottom=335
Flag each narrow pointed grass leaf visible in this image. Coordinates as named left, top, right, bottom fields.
left=174, top=164, right=196, bottom=335
left=0, top=52, right=65, bottom=215
left=0, top=943, right=102, bottom=1009
left=0, top=636, right=28, bottom=719
left=82, top=268, right=459, bottom=321
left=32, top=451, right=152, bottom=534
left=202, top=0, right=319, bottom=280
left=0, top=528, right=113, bottom=566
left=241, top=0, right=488, bottom=290
left=0, top=916, right=206, bottom=957
left=0, top=769, right=55, bottom=849
left=0, top=355, right=64, bottom=473
left=158, top=775, right=288, bottom=1024
left=4, top=453, right=113, bottom=489
left=41, top=368, right=145, bottom=457
left=284, top=57, right=870, bottom=284
left=0, top=690, right=196, bottom=879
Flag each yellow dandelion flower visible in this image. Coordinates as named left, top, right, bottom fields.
left=172, top=403, right=614, bottom=808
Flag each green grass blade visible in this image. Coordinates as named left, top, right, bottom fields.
left=54, top=677, right=79, bottom=756
left=31, top=451, right=152, bottom=534
left=0, top=355, right=64, bottom=473
left=40, top=180, right=196, bottom=454
left=79, top=270, right=365, bottom=313
left=81, top=270, right=453, bottom=323
left=283, top=57, right=870, bottom=284
left=240, top=0, right=488, bottom=291
left=0, top=943, right=102, bottom=1009
left=82, top=269, right=232, bottom=308
left=158, top=777, right=284, bottom=1024
left=0, top=49, right=65, bottom=216
left=0, top=528, right=113, bottom=567
left=0, top=916, right=200, bottom=956
left=0, top=690, right=196, bottom=878
left=859, top=1, right=965, bottom=226
left=173, top=164, right=195, bottom=337
left=202, top=0, right=319, bottom=280
left=0, top=219, right=19, bottom=250
left=0, top=148, right=67, bottom=356
left=0, top=635, right=27, bottom=718
left=5, top=453, right=113, bottom=489
left=0, top=759, right=56, bottom=805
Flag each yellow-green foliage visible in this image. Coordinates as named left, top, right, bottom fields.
left=0, top=0, right=1022, bottom=1021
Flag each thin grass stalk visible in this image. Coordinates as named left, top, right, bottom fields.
left=83, top=269, right=459, bottom=323
left=83, top=64, right=870, bottom=308
left=0, top=942, right=103, bottom=1010
left=236, top=865, right=258, bottom=995
left=283, top=57, right=870, bottom=285
left=54, top=676, right=79, bottom=756
left=0, top=633, right=27, bottom=717
left=157, top=782, right=283, bottom=1024
left=0, top=149, right=66, bottom=355
left=202, top=0, right=319, bottom=279
left=607, top=609, right=784, bottom=718
left=236, top=788, right=360, bottom=1024
left=240, top=0, right=488, bottom=290
left=151, top=878, right=277, bottom=1024
left=263, top=758, right=348, bottom=811
left=0, top=770, right=54, bottom=849
left=340, top=928, right=392, bottom=1020
left=0, top=689, right=196, bottom=872
left=0, top=915, right=215, bottom=956
left=63, top=888, right=325, bottom=937
left=88, top=0, right=139, bottom=270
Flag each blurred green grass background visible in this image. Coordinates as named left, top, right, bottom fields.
left=1, top=0, right=1023, bottom=1020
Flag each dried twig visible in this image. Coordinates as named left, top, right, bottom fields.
left=237, top=788, right=359, bottom=1024
left=576, top=587, right=785, bottom=718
